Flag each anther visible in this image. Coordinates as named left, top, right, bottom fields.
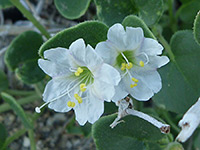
left=126, top=63, right=133, bottom=69
left=130, top=83, right=137, bottom=88
left=77, top=67, right=83, bottom=73
left=67, top=101, right=76, bottom=107
left=132, top=77, right=138, bottom=83
left=121, top=63, right=126, bottom=71
left=139, top=61, right=144, bottom=67
left=75, top=71, right=80, bottom=76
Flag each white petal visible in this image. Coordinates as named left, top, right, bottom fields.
left=74, top=97, right=88, bottom=125
left=92, top=80, right=115, bottom=102
left=43, top=47, right=71, bottom=66
left=107, top=23, right=127, bottom=51
left=125, top=27, right=144, bottom=50
left=148, top=56, right=170, bottom=68
left=43, top=77, right=74, bottom=102
left=121, top=74, right=154, bottom=101
left=85, top=45, right=103, bottom=71
left=93, top=63, right=121, bottom=86
left=48, top=95, right=72, bottom=112
left=38, top=59, right=71, bottom=78
left=132, top=70, right=162, bottom=93
left=87, top=91, right=104, bottom=124
left=139, top=38, right=164, bottom=55
left=95, top=41, right=118, bottom=65
left=69, top=38, right=87, bottom=66
left=112, top=82, right=129, bottom=102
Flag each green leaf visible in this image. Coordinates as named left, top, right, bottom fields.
left=0, top=70, right=8, bottom=93
left=177, top=0, right=200, bottom=28
left=15, top=60, right=45, bottom=84
left=92, top=114, right=166, bottom=150
left=122, top=15, right=156, bottom=39
left=54, top=0, right=91, bottom=19
left=0, top=0, right=13, bottom=9
left=153, top=30, right=200, bottom=114
left=94, top=0, right=164, bottom=26
left=194, top=11, right=200, bottom=45
left=0, top=123, right=7, bottom=149
left=1, top=92, right=33, bottom=129
left=4, top=31, right=45, bottom=84
left=5, top=31, right=43, bottom=71
left=39, top=21, right=108, bottom=56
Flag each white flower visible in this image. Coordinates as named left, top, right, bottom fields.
left=35, top=38, right=121, bottom=125
left=95, top=23, right=169, bottom=102
left=176, top=97, right=200, bottom=142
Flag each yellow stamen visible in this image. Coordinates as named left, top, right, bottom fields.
left=67, top=101, right=72, bottom=107
left=121, top=63, right=126, bottom=67
left=132, top=77, right=138, bottom=83
left=81, top=87, right=86, bottom=92
left=77, top=97, right=83, bottom=104
left=74, top=93, right=79, bottom=98
left=75, top=71, right=80, bottom=76
left=139, top=61, right=144, bottom=67
left=126, top=62, right=133, bottom=69
left=71, top=102, right=75, bottom=107
left=77, top=67, right=83, bottom=73
left=130, top=83, right=137, bottom=88
left=121, top=66, right=126, bottom=71
left=80, top=83, right=86, bottom=88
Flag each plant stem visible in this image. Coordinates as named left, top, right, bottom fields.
left=167, top=0, right=177, bottom=32
left=9, top=0, right=51, bottom=39
left=152, top=27, right=175, bottom=62
left=28, top=129, right=36, bottom=150
left=3, top=128, right=27, bottom=149
left=5, top=89, right=35, bottom=96
left=0, top=94, right=40, bottom=113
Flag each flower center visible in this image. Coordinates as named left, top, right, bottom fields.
left=35, top=66, right=94, bottom=112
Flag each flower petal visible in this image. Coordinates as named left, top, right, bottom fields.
left=112, top=82, right=129, bottom=102
left=149, top=56, right=170, bottom=68
left=93, top=63, right=121, bottom=86
left=38, top=59, right=71, bottom=78
left=85, top=45, right=103, bottom=71
left=69, top=38, right=87, bottom=66
left=107, top=23, right=127, bottom=51
left=92, top=80, right=115, bottom=102
left=74, top=98, right=88, bottom=125
left=43, top=77, right=75, bottom=102
left=43, top=47, right=71, bottom=66
left=48, top=95, right=72, bottom=112
left=95, top=41, right=118, bottom=65
left=139, top=38, right=163, bottom=55
left=87, top=91, right=104, bottom=124
left=125, top=27, right=144, bottom=50
left=132, top=70, right=162, bottom=93
left=121, top=74, right=154, bottom=101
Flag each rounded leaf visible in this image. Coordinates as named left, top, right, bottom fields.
left=153, top=30, right=200, bottom=113
left=194, top=11, right=200, bottom=45
left=54, top=0, right=91, bottom=19
left=39, top=21, right=108, bottom=56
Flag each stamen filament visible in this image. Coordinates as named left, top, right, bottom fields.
left=121, top=52, right=129, bottom=64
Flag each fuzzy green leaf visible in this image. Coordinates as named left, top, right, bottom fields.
left=1, top=92, right=33, bottom=129
left=122, top=15, right=156, bottom=39
left=54, top=0, right=91, bottom=19
left=39, top=21, right=108, bottom=56
left=94, top=0, right=164, bottom=26
left=153, top=30, right=200, bottom=113
left=92, top=114, right=166, bottom=150
left=194, top=11, right=200, bottom=45
left=4, top=31, right=45, bottom=84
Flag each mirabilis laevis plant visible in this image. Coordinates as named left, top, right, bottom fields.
left=176, top=97, right=200, bottom=142
left=35, top=39, right=121, bottom=125
left=95, top=23, right=169, bottom=102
